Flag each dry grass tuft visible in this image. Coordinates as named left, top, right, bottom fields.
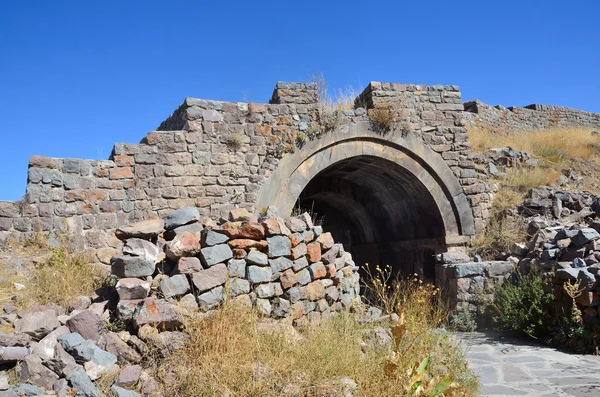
left=503, top=167, right=561, bottom=190
left=0, top=245, right=107, bottom=311
left=469, top=127, right=600, bottom=165
left=155, top=268, right=478, bottom=397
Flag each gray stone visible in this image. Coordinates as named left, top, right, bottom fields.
left=198, top=286, right=224, bottom=311
left=269, top=257, right=293, bottom=273
left=31, top=325, right=69, bottom=361
left=453, top=263, right=485, bottom=278
left=122, top=239, right=159, bottom=262
left=14, top=310, right=59, bottom=340
left=0, top=346, right=29, bottom=364
left=179, top=293, right=199, bottom=310
left=0, top=372, right=7, bottom=391
left=98, top=333, right=141, bottom=365
left=256, top=299, right=272, bottom=316
left=111, top=385, right=142, bottom=397
left=58, top=332, right=85, bottom=351
left=255, top=283, right=283, bottom=298
left=192, top=263, right=228, bottom=293
left=163, top=222, right=203, bottom=241
left=111, top=255, right=156, bottom=278
left=68, top=368, right=102, bottom=397
left=227, top=278, right=250, bottom=297
left=440, top=251, right=470, bottom=264
left=116, top=278, right=151, bottom=300
left=246, top=250, right=268, bottom=265
left=285, top=287, right=301, bottom=303
left=247, top=265, right=273, bottom=284
left=200, top=244, right=233, bottom=267
left=556, top=267, right=580, bottom=280
left=9, top=384, right=43, bottom=397
left=132, top=298, right=182, bottom=330
left=70, top=340, right=117, bottom=367
left=227, top=259, right=246, bottom=278
left=293, top=256, right=309, bottom=271
left=571, top=228, right=600, bottom=247
left=296, top=268, right=311, bottom=286
left=272, top=298, right=291, bottom=317
left=267, top=236, right=291, bottom=257
left=164, top=207, right=200, bottom=230
left=202, top=230, right=229, bottom=246
left=116, top=300, right=143, bottom=321
left=160, top=274, right=190, bottom=298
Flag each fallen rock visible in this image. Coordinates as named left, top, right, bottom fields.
left=66, top=310, right=104, bottom=343
left=115, top=219, right=164, bottom=240
left=123, top=239, right=160, bottom=263
left=164, top=207, right=200, bottom=231
left=132, top=298, right=182, bottom=330
left=14, top=310, right=59, bottom=340
left=18, top=354, right=60, bottom=391
left=116, top=278, right=151, bottom=300
left=165, top=231, right=201, bottom=260
left=111, top=255, right=156, bottom=278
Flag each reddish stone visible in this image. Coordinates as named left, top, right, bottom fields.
left=306, top=242, right=322, bottom=263
left=233, top=248, right=247, bottom=259
left=300, top=281, right=326, bottom=301
left=220, top=221, right=242, bottom=238
left=290, top=302, right=304, bottom=319
left=280, top=269, right=298, bottom=289
left=177, top=257, right=203, bottom=274
left=165, top=231, right=201, bottom=260
left=316, top=232, right=334, bottom=250
left=109, top=167, right=134, bottom=180
left=310, top=262, right=327, bottom=279
left=326, top=263, right=336, bottom=278
left=113, top=155, right=134, bottom=167
left=285, top=217, right=307, bottom=233
left=261, top=217, right=281, bottom=236
left=239, top=221, right=265, bottom=239
left=228, top=239, right=268, bottom=250
left=291, top=243, right=307, bottom=260
left=289, top=233, right=304, bottom=248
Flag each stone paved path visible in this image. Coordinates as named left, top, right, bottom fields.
left=453, top=332, right=600, bottom=396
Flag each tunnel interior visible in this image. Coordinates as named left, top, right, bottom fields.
left=294, top=155, right=448, bottom=280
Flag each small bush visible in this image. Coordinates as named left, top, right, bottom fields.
left=470, top=214, right=527, bottom=260
left=226, top=133, right=244, bottom=151
left=450, top=310, right=477, bottom=332
left=370, top=104, right=398, bottom=132
left=490, top=271, right=555, bottom=338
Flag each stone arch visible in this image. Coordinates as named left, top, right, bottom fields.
left=257, top=127, right=474, bottom=277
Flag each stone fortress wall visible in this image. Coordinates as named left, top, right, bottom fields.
left=464, top=100, right=600, bottom=132
left=0, top=81, right=497, bottom=266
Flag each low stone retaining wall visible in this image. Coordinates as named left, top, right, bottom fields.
left=437, top=260, right=514, bottom=324
left=111, top=208, right=361, bottom=328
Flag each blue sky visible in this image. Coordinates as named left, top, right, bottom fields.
left=0, top=0, right=598, bottom=201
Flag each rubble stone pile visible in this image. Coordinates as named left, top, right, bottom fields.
left=111, top=207, right=361, bottom=328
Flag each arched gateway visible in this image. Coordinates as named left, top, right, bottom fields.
left=0, top=81, right=492, bottom=278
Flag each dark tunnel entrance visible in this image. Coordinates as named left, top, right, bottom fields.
left=294, top=156, right=447, bottom=281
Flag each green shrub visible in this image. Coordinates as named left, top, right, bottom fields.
left=450, top=310, right=477, bottom=332
left=490, top=271, right=554, bottom=338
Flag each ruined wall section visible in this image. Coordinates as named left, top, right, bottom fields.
left=0, top=81, right=492, bottom=255
left=465, top=100, right=600, bottom=132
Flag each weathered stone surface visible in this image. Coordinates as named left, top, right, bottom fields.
left=256, top=298, right=272, bottom=315
left=269, top=257, right=293, bottom=273
left=571, top=228, right=600, bottom=247
left=132, top=298, right=182, bottom=330
left=116, top=278, right=151, bottom=300
left=112, top=385, right=142, bottom=397
left=116, top=364, right=142, bottom=388
left=14, top=310, right=59, bottom=340
left=246, top=250, right=268, bottom=265
left=68, top=368, right=102, bottom=397
left=191, top=263, right=228, bottom=293
left=160, top=274, right=190, bottom=298
left=229, top=208, right=251, bottom=222
left=66, top=310, right=104, bottom=342
left=0, top=346, right=29, bottom=364
left=256, top=283, right=283, bottom=298
left=176, top=256, right=203, bottom=274
left=115, top=219, right=164, bottom=240
left=296, top=268, right=311, bottom=286
left=267, top=235, right=291, bottom=257
left=299, top=281, right=327, bottom=301
left=18, top=354, right=59, bottom=390
left=247, top=265, right=273, bottom=284
left=309, top=262, right=327, bottom=279
left=316, top=232, right=334, bottom=250
left=261, top=217, right=281, bottom=236
left=200, top=243, right=233, bottom=267
left=227, top=278, right=250, bottom=297
left=99, top=332, right=142, bottom=364
left=306, top=241, right=321, bottom=263
left=198, top=286, right=224, bottom=311
left=111, top=255, right=156, bottom=278
left=285, top=217, right=307, bottom=233
left=164, top=207, right=200, bottom=230
left=239, top=221, right=265, bottom=239
left=227, top=258, right=246, bottom=278
left=228, top=238, right=268, bottom=250
left=280, top=269, right=298, bottom=289
left=122, top=238, right=160, bottom=262
left=291, top=242, right=307, bottom=259
left=165, top=231, right=201, bottom=260
left=116, top=299, right=143, bottom=321
left=202, top=230, right=229, bottom=246
left=164, top=222, right=204, bottom=241
left=293, top=256, right=309, bottom=271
